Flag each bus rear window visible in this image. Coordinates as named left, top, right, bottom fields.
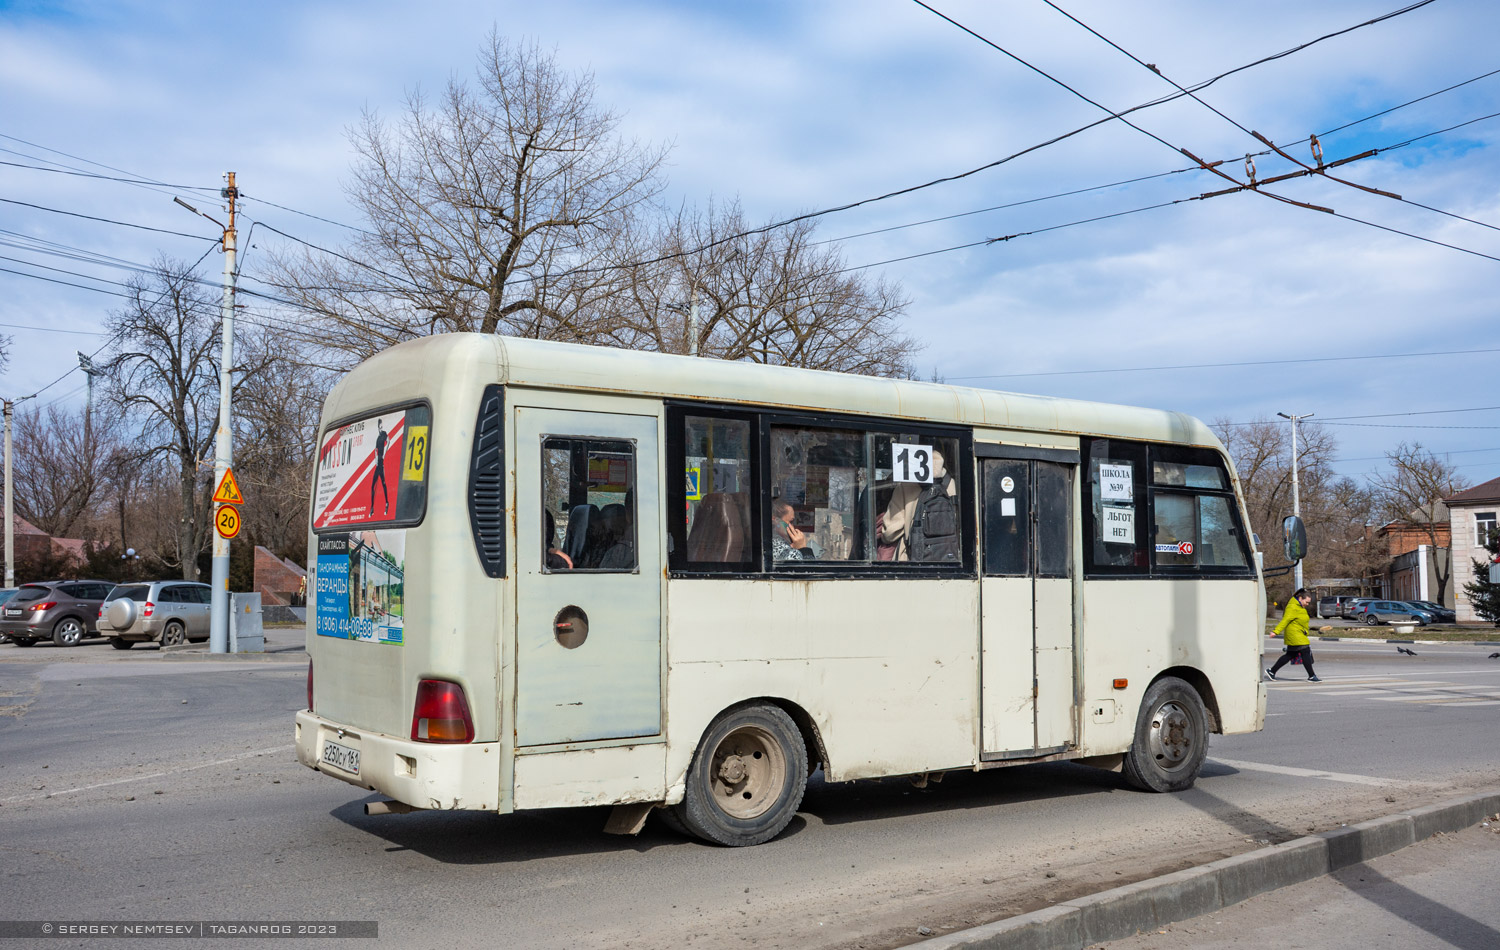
left=313, top=404, right=432, bottom=530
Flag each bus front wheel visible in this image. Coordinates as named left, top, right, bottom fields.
left=674, top=703, right=808, bottom=847
left=1122, top=677, right=1208, bottom=793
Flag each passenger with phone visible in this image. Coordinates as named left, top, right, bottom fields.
left=771, top=501, right=814, bottom=562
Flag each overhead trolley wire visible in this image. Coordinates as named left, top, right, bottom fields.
left=1025, top=1, right=1500, bottom=268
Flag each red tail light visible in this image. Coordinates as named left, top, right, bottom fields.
left=306, top=660, right=314, bottom=712
left=411, top=679, right=474, bottom=743
left=143, top=602, right=155, bottom=618
left=29, top=602, right=57, bottom=612
left=98, top=606, right=105, bottom=618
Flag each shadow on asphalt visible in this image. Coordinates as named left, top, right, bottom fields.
left=330, top=761, right=1137, bottom=864
left=1334, top=862, right=1500, bottom=950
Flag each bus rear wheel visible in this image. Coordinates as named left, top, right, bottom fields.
left=1122, top=676, right=1208, bottom=793
left=674, top=703, right=807, bottom=847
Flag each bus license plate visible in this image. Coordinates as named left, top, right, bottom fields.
left=321, top=740, right=360, bottom=775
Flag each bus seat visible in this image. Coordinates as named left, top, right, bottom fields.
left=688, top=493, right=745, bottom=562
left=565, top=504, right=598, bottom=565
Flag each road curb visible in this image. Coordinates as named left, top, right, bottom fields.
left=912, top=787, right=1500, bottom=950
left=1307, top=637, right=1500, bottom=646
left=159, top=648, right=306, bottom=662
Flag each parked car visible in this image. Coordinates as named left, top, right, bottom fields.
left=97, top=580, right=212, bottom=649
left=1363, top=600, right=1441, bottom=626
left=0, top=588, right=16, bottom=643
left=1343, top=598, right=1376, bottom=620
left=1317, top=595, right=1358, bottom=619
left=0, top=580, right=113, bottom=646
left=1408, top=600, right=1457, bottom=624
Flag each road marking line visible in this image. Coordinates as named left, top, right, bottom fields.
left=1210, top=757, right=1431, bottom=787
left=0, top=745, right=292, bottom=805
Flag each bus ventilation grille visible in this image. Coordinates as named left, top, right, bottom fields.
left=468, top=384, right=506, bottom=578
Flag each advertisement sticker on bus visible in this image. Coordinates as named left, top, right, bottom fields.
left=313, top=409, right=409, bottom=528
left=315, top=530, right=406, bottom=644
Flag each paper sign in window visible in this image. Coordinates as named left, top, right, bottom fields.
left=1101, top=505, right=1135, bottom=545
left=1099, top=463, right=1133, bottom=502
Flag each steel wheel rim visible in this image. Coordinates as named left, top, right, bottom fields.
left=58, top=620, right=82, bottom=645
left=1147, top=700, right=1195, bottom=773
left=162, top=624, right=184, bottom=647
left=710, top=724, right=787, bottom=820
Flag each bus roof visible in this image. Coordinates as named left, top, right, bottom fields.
left=329, top=333, right=1227, bottom=454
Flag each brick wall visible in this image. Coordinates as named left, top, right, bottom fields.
left=253, top=545, right=306, bottom=606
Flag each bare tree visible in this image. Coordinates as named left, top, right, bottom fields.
left=105, top=259, right=275, bottom=580
left=233, top=337, right=330, bottom=567
left=1369, top=442, right=1469, bottom=603
left=1215, top=416, right=1357, bottom=601
left=273, top=33, right=668, bottom=362
left=9, top=402, right=122, bottom=538
left=596, top=201, right=919, bottom=376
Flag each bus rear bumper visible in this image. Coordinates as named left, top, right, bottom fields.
left=295, top=710, right=505, bottom=812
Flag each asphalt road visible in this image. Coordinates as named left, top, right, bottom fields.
left=3, top=635, right=1500, bottom=950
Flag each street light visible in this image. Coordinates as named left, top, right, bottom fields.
left=1277, top=411, right=1314, bottom=590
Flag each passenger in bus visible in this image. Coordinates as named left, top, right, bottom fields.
left=879, top=450, right=959, bottom=562
left=772, top=501, right=815, bottom=561
left=544, top=510, right=572, bottom=570
left=597, top=503, right=635, bottom=570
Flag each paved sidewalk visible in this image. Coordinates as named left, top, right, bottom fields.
left=913, top=790, right=1500, bottom=950
left=1096, top=822, right=1500, bottom=949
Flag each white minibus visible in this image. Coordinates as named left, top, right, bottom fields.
left=294, top=334, right=1267, bottom=846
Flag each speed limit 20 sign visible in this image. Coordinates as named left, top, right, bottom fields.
left=215, top=505, right=242, bottom=540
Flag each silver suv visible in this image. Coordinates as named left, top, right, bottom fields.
left=98, top=581, right=212, bottom=649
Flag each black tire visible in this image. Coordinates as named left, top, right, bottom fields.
left=1122, top=677, right=1209, bottom=793
left=1367, top=614, right=1382, bottom=626
left=673, top=703, right=807, bottom=847
left=12, top=637, right=36, bottom=647
left=1410, top=616, right=1426, bottom=626
left=52, top=617, right=86, bottom=647
left=109, top=638, right=134, bottom=650
left=654, top=805, right=692, bottom=838
left=160, top=621, right=186, bottom=648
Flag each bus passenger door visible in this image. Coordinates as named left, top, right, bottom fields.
left=979, top=452, right=1077, bottom=759
left=514, top=408, right=661, bottom=747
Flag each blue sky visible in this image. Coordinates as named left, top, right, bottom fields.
left=2, top=0, right=1497, bottom=484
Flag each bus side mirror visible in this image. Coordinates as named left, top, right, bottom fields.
left=1283, top=515, right=1307, bottom=563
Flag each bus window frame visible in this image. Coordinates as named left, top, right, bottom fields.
left=1145, top=443, right=1253, bottom=577
left=311, top=398, right=434, bottom=535
left=666, top=401, right=976, bottom=579
left=666, top=403, right=765, bottom=575
left=1082, top=437, right=1253, bottom=579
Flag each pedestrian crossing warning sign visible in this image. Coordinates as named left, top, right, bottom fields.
left=212, top=468, right=245, bottom=505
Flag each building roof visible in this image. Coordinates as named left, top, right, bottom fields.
left=1446, top=476, right=1500, bottom=507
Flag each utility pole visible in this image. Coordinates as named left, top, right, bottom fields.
left=687, top=283, right=699, bottom=358
left=76, top=352, right=103, bottom=440
left=177, top=173, right=238, bottom=653
left=1278, top=411, right=1314, bottom=591
left=3, top=399, right=13, bottom=588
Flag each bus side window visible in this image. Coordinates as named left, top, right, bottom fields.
left=769, top=426, right=869, bottom=562
left=682, top=415, right=754, bottom=567
left=542, top=438, right=637, bottom=573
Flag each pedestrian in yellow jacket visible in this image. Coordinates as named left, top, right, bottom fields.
left=1268, top=589, right=1320, bottom=681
